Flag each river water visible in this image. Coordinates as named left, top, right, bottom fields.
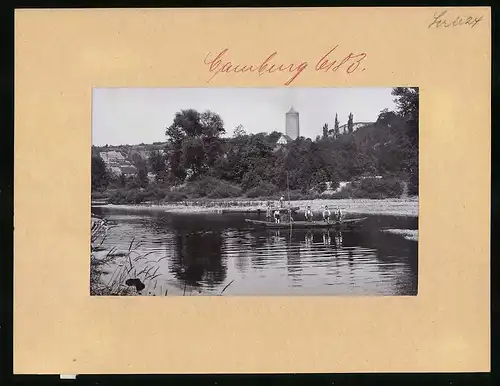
left=91, top=206, right=418, bottom=296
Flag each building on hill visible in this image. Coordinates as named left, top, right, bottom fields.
left=100, top=150, right=125, bottom=163
left=274, top=134, right=294, bottom=152
left=337, top=121, right=373, bottom=135
left=285, top=106, right=300, bottom=140
left=120, top=165, right=138, bottom=176
left=109, top=166, right=122, bottom=176
left=105, top=164, right=138, bottom=177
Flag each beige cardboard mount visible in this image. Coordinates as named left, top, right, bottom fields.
left=14, top=7, right=490, bottom=374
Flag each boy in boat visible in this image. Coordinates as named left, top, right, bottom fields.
left=273, top=209, right=281, bottom=223
left=305, top=206, right=313, bottom=222
left=322, top=205, right=331, bottom=223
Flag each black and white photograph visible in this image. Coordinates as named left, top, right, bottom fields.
left=90, top=87, right=419, bottom=296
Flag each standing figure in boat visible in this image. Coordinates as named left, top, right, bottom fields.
left=336, top=207, right=344, bottom=222
left=305, top=206, right=314, bottom=222
left=273, top=209, right=281, bottom=224
left=266, top=202, right=272, bottom=221
left=279, top=196, right=285, bottom=208
left=322, top=205, right=331, bottom=224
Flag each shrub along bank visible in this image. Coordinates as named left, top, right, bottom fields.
left=92, top=176, right=406, bottom=205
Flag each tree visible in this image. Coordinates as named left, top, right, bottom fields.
left=119, top=173, right=127, bottom=187
left=130, top=153, right=144, bottom=166
left=148, top=150, right=167, bottom=182
left=334, top=113, right=340, bottom=138
left=322, top=123, right=329, bottom=139
left=391, top=87, right=419, bottom=143
left=391, top=87, right=419, bottom=195
left=181, top=137, right=205, bottom=178
left=347, top=112, right=354, bottom=134
left=233, top=124, right=246, bottom=137
left=91, top=155, right=109, bottom=191
left=134, top=158, right=149, bottom=188
left=165, top=109, right=226, bottom=181
left=392, top=88, right=419, bottom=122
left=376, top=108, right=398, bottom=125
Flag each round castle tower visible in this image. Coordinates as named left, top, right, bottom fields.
left=285, top=106, right=300, bottom=140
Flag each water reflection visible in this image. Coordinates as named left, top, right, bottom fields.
left=304, top=231, right=313, bottom=248
left=91, top=207, right=418, bottom=296
left=286, top=231, right=302, bottom=285
left=170, top=231, right=227, bottom=289
left=322, top=231, right=331, bottom=246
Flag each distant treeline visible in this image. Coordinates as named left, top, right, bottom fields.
left=92, top=87, right=418, bottom=204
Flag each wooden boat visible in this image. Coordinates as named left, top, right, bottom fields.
left=245, top=217, right=368, bottom=229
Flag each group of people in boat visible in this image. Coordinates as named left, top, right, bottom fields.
left=306, top=205, right=343, bottom=224
left=265, top=196, right=344, bottom=224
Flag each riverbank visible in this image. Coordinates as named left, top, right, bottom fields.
left=93, top=197, right=418, bottom=217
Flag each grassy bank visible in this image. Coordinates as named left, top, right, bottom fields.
left=96, top=197, right=418, bottom=217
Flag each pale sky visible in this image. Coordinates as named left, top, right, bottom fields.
left=92, top=88, right=397, bottom=146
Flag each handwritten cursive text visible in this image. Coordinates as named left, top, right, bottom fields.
left=315, top=45, right=367, bottom=74
left=203, top=47, right=367, bottom=86
left=428, top=10, right=483, bottom=29
left=204, top=49, right=307, bottom=86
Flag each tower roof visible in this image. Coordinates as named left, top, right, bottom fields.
left=287, top=106, right=297, bottom=114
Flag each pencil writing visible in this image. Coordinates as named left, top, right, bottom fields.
left=428, top=10, right=484, bottom=29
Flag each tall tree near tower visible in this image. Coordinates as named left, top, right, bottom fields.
left=347, top=112, right=354, bottom=134
left=334, top=113, right=340, bottom=138
left=322, top=123, right=329, bottom=139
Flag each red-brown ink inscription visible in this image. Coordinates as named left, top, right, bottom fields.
left=203, top=46, right=367, bottom=85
